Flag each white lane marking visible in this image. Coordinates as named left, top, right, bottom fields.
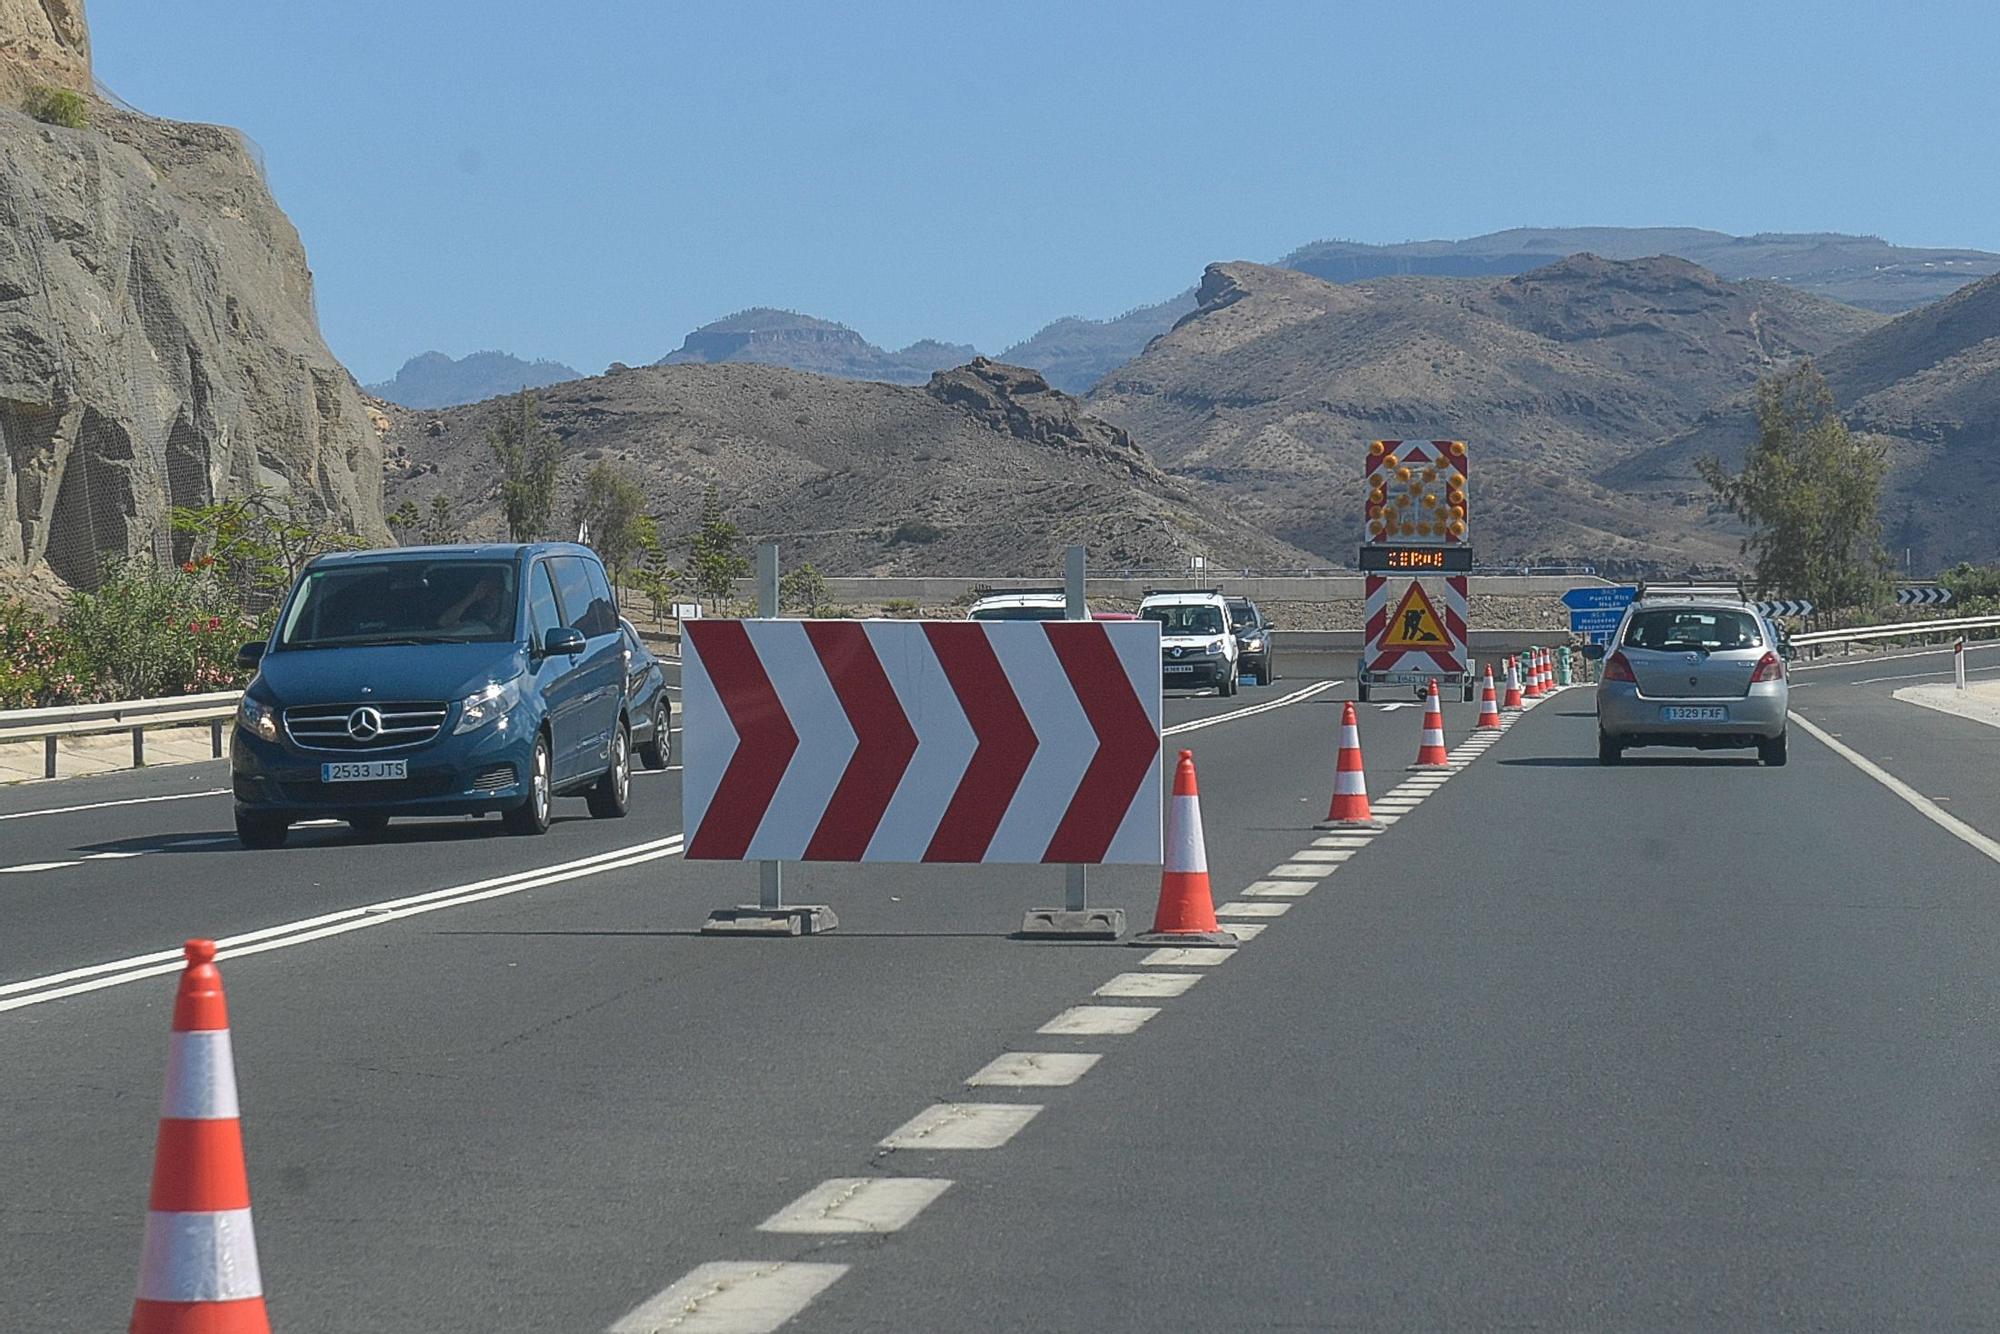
left=966, top=1052, right=1101, bottom=1087
left=1140, top=947, right=1233, bottom=967
left=1267, top=863, right=1336, bottom=879
left=0, top=861, right=81, bottom=874
left=1374, top=703, right=1416, bottom=712
left=1242, top=880, right=1312, bottom=897
left=1288, top=848, right=1353, bottom=863
left=1312, top=834, right=1378, bottom=848
left=607, top=1260, right=847, bottom=1334
left=82, top=850, right=144, bottom=860
left=166, top=836, right=238, bottom=848
left=1222, top=922, right=1268, bottom=941
left=0, top=834, right=685, bottom=1013
left=1095, top=971, right=1202, bottom=998
left=880, top=1103, right=1041, bottom=1150
left=0, top=787, right=230, bottom=823
left=757, top=1178, right=952, bottom=1234
left=1373, top=813, right=1401, bottom=824
left=1038, top=1005, right=1158, bottom=1035
left=1791, top=713, right=2000, bottom=867
left=1162, top=680, right=1340, bottom=735
left=1215, top=901, right=1291, bottom=917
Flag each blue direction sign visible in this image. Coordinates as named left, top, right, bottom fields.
left=1562, top=585, right=1637, bottom=612
left=1569, top=608, right=1626, bottom=636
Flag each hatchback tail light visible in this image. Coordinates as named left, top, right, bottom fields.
left=1601, top=651, right=1637, bottom=683
left=1749, top=650, right=1785, bottom=683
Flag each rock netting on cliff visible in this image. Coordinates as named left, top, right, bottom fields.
left=0, top=101, right=384, bottom=589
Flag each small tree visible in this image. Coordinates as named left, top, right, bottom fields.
left=686, top=484, right=749, bottom=605
left=573, top=462, right=651, bottom=585
left=169, top=488, right=366, bottom=606
left=388, top=499, right=421, bottom=540
left=419, top=494, right=460, bottom=546
left=1698, top=361, right=1889, bottom=620
left=780, top=562, right=831, bottom=616
left=487, top=390, right=563, bottom=541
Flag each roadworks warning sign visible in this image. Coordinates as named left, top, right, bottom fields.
left=1381, top=581, right=1448, bottom=649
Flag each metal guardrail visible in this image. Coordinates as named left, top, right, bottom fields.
left=0, top=690, right=242, bottom=779
left=1789, top=614, right=2000, bottom=649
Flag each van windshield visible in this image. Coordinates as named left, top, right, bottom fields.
left=278, top=561, right=519, bottom=648
left=1144, top=604, right=1224, bottom=635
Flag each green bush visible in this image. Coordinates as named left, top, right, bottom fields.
left=0, top=598, right=78, bottom=708
left=883, top=597, right=922, bottom=618
left=60, top=559, right=257, bottom=701
left=24, top=86, right=90, bottom=130
left=890, top=521, right=945, bottom=545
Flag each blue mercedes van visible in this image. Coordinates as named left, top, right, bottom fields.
left=230, top=543, right=654, bottom=847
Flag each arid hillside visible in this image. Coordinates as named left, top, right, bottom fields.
left=380, top=358, right=1314, bottom=576
left=1085, top=256, right=1885, bottom=570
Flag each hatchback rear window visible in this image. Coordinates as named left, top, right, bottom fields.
left=1622, top=608, right=1763, bottom=652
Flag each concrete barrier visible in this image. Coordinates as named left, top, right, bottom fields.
left=736, top=574, right=1610, bottom=605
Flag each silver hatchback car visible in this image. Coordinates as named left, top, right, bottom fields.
left=1585, top=585, right=1793, bottom=766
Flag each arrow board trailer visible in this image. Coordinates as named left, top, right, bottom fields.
left=681, top=618, right=1163, bottom=865
left=1359, top=438, right=1473, bottom=702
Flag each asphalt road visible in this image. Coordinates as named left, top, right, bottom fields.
left=4, top=659, right=1998, bottom=1331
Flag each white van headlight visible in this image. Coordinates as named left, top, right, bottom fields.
left=454, top=679, right=523, bottom=734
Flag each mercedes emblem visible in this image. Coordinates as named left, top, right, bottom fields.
left=346, top=706, right=384, bottom=741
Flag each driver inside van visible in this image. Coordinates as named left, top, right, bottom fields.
left=437, top=571, right=507, bottom=634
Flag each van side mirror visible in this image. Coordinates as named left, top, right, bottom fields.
left=1579, top=642, right=1606, bottom=661
left=235, top=642, right=266, bottom=670
left=543, top=626, right=586, bottom=658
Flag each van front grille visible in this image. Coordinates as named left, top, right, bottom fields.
left=283, top=702, right=448, bottom=751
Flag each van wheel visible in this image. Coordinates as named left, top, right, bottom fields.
left=586, top=723, right=631, bottom=819
left=1598, top=731, right=1624, bottom=766
left=236, top=812, right=288, bottom=849
left=1758, top=731, right=1788, bottom=767
left=504, top=733, right=553, bottom=834
left=637, top=699, right=669, bottom=770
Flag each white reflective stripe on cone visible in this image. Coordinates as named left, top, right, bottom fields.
left=159, top=1030, right=240, bottom=1120
left=1339, top=723, right=1360, bottom=747
left=137, top=1209, right=263, bottom=1302
left=1165, top=794, right=1207, bottom=873
left=1334, top=769, right=1367, bottom=795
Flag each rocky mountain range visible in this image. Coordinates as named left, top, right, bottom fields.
left=379, top=357, right=1309, bottom=576
left=1085, top=255, right=1893, bottom=570
left=0, top=2, right=383, bottom=595
left=366, top=350, right=583, bottom=410
left=656, top=308, right=977, bottom=386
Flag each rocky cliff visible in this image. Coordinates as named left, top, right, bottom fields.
left=1, top=4, right=382, bottom=591
left=658, top=308, right=978, bottom=385
left=0, top=0, right=87, bottom=102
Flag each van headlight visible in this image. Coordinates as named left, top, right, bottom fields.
left=454, top=679, right=523, bottom=734
left=1206, top=638, right=1226, bottom=655
left=237, top=695, right=279, bottom=743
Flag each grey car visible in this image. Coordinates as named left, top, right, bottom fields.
left=1584, top=588, right=1793, bottom=766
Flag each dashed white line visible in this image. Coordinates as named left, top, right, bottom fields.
left=1288, top=848, right=1353, bottom=863
left=757, top=1178, right=952, bottom=1234
left=1215, top=901, right=1291, bottom=917
left=0, top=788, right=230, bottom=823
left=1241, top=880, right=1313, bottom=897
left=0, top=860, right=79, bottom=874
left=1139, top=947, right=1234, bottom=967
left=1312, top=834, right=1378, bottom=849
left=1095, top=971, right=1202, bottom=998
left=880, top=1103, right=1042, bottom=1150
left=1038, top=1005, right=1159, bottom=1035
left=607, top=1260, right=847, bottom=1334
left=1266, top=863, right=1336, bottom=879
left=966, top=1052, right=1101, bottom=1087
left=1222, top=922, right=1268, bottom=941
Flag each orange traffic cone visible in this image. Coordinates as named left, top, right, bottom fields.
left=1537, top=648, right=1551, bottom=696
left=1134, top=750, right=1238, bottom=948
left=1318, top=701, right=1384, bottom=829
left=1409, top=679, right=1450, bottom=769
left=1502, top=655, right=1525, bottom=711
left=1527, top=649, right=1546, bottom=700
left=131, top=941, right=269, bottom=1334
left=1475, top=666, right=1503, bottom=730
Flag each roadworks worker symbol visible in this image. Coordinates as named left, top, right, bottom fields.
left=1382, top=581, right=1448, bottom=648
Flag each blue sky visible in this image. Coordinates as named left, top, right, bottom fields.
left=93, top=1, right=2000, bottom=384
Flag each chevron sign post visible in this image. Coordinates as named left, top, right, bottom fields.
left=683, top=619, right=1163, bottom=868
left=1896, top=586, right=1954, bottom=607
left=1756, top=600, right=1815, bottom=619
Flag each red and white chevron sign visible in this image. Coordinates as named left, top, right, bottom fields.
left=682, top=619, right=1163, bottom=865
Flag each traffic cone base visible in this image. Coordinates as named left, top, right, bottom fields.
left=1134, top=751, right=1239, bottom=949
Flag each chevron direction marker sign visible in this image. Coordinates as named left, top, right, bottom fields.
left=1896, top=586, right=1953, bottom=607
left=683, top=619, right=1163, bottom=865
left=1755, top=600, right=1815, bottom=618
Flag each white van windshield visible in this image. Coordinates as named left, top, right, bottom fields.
left=1144, top=604, right=1225, bottom=636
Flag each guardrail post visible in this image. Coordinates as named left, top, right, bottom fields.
left=1956, top=637, right=1967, bottom=691
left=44, top=735, right=56, bottom=780
left=211, top=720, right=224, bottom=758
left=132, top=726, right=145, bottom=768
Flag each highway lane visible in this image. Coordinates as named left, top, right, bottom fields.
left=1, top=672, right=1433, bottom=1331
left=791, top=689, right=2000, bottom=1330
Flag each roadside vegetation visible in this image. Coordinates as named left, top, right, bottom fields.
left=1698, top=361, right=1890, bottom=624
